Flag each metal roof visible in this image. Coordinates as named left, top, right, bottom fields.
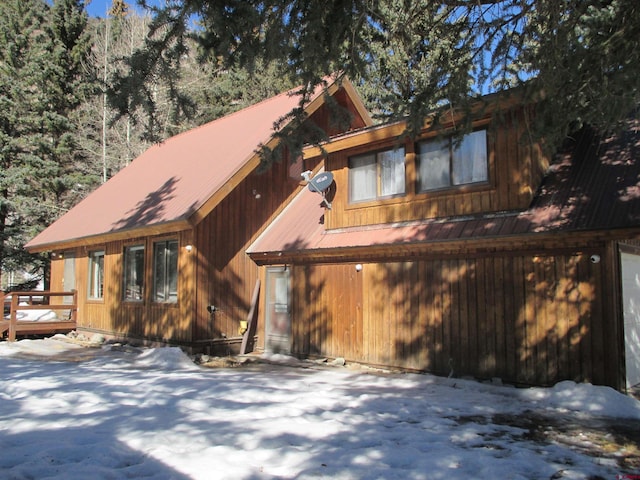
left=247, top=119, right=640, bottom=259
left=26, top=79, right=359, bottom=252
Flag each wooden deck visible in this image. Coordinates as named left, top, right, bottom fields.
left=1, top=291, right=78, bottom=341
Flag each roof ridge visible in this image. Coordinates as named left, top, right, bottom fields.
left=152, top=85, right=311, bottom=147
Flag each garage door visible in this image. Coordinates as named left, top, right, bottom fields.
left=621, top=251, right=640, bottom=388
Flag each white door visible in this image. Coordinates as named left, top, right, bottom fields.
left=620, top=251, right=640, bottom=388
left=265, top=267, right=290, bottom=354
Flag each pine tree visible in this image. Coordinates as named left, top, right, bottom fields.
left=0, top=0, right=54, bottom=286
left=48, top=0, right=98, bottom=208
left=0, top=0, right=95, bottom=287
left=114, top=0, right=640, bottom=156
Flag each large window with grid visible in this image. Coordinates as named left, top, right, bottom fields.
left=153, top=240, right=178, bottom=303
left=416, top=130, right=488, bottom=192
left=349, top=147, right=406, bottom=203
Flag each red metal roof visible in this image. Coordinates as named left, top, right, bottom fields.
left=26, top=80, right=351, bottom=251
left=248, top=119, right=640, bottom=259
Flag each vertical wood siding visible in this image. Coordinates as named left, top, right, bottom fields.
left=44, top=98, right=346, bottom=346
left=292, top=263, right=363, bottom=360
left=290, top=248, right=619, bottom=387
left=56, top=231, right=195, bottom=344
left=193, top=156, right=322, bottom=343
left=325, top=110, right=548, bottom=230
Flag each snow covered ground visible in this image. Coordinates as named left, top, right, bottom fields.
left=0, top=337, right=639, bottom=480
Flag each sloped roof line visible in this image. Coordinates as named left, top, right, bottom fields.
left=247, top=166, right=327, bottom=255
left=247, top=118, right=640, bottom=257
left=26, top=76, right=362, bottom=252
left=163, top=86, right=307, bottom=145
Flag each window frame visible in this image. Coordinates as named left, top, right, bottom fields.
left=152, top=239, right=178, bottom=304
left=123, top=244, right=145, bottom=302
left=416, top=129, right=489, bottom=193
left=348, top=146, right=406, bottom=203
left=87, top=250, right=105, bottom=301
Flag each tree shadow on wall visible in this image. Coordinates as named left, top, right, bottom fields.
left=376, top=124, right=640, bottom=387
left=283, top=124, right=639, bottom=388
left=377, top=253, right=611, bottom=387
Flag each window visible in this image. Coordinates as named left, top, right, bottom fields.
left=123, top=245, right=145, bottom=301
left=88, top=250, right=104, bottom=300
left=417, top=130, right=488, bottom=192
left=153, top=240, right=178, bottom=303
left=349, top=147, right=405, bottom=202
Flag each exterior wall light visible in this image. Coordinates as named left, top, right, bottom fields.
left=185, top=245, right=193, bottom=253
left=355, top=263, right=363, bottom=272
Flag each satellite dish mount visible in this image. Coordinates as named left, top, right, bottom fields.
left=302, top=170, right=334, bottom=209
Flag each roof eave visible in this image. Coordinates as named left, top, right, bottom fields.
left=302, top=88, right=526, bottom=160
left=247, top=225, right=640, bottom=265
left=25, top=218, right=193, bottom=253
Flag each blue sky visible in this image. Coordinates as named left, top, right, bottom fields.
left=85, top=0, right=155, bottom=18
left=85, top=0, right=111, bottom=17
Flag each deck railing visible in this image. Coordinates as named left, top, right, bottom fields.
left=1, top=290, right=78, bottom=341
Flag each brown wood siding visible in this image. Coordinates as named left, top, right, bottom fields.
left=290, top=245, right=619, bottom=388
left=291, top=263, right=363, bottom=360
left=49, top=255, right=65, bottom=300
left=325, top=110, right=548, bottom=230
left=51, top=231, right=195, bottom=344
left=44, top=95, right=357, bottom=347
left=193, top=155, right=322, bottom=343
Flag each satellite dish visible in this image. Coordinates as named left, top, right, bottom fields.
left=302, top=170, right=334, bottom=209
left=307, top=172, right=334, bottom=193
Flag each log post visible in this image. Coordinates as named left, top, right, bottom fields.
left=240, top=280, right=260, bottom=355
left=9, top=293, right=18, bottom=341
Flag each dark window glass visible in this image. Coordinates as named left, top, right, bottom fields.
left=153, top=240, right=178, bottom=303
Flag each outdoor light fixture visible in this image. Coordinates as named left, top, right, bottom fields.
left=355, top=264, right=363, bottom=272
left=185, top=244, right=193, bottom=253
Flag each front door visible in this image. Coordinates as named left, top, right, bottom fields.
left=621, top=251, right=640, bottom=389
left=265, top=267, right=291, bottom=354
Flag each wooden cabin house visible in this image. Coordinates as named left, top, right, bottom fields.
left=248, top=94, right=640, bottom=392
left=25, top=78, right=640, bottom=392
left=24, top=77, right=372, bottom=354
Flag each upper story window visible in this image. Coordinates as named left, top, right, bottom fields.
left=153, top=240, right=178, bottom=303
left=416, top=130, right=488, bottom=192
left=88, top=250, right=104, bottom=300
left=349, top=147, right=405, bottom=203
left=123, top=245, right=145, bottom=302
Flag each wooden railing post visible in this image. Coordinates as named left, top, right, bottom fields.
left=9, top=293, right=18, bottom=341
left=71, top=290, right=77, bottom=322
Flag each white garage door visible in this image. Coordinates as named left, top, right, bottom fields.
left=621, top=251, right=640, bottom=388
